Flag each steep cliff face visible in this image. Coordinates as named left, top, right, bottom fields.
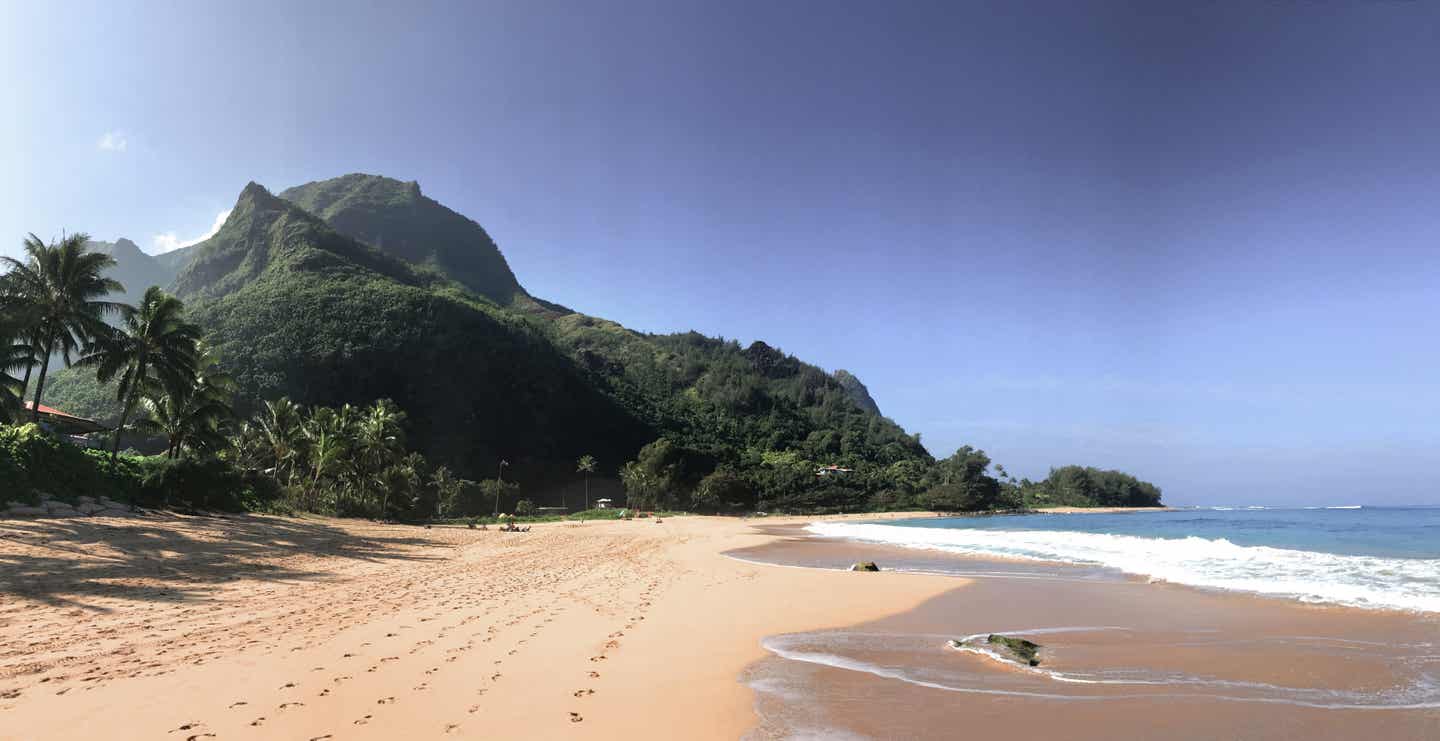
left=833, top=369, right=882, bottom=416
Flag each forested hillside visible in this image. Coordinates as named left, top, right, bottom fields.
left=35, top=173, right=1160, bottom=514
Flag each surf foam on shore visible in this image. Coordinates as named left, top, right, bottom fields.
left=806, top=521, right=1440, bottom=613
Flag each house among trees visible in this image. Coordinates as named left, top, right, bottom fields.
left=22, top=401, right=108, bottom=446
left=816, top=465, right=854, bottom=477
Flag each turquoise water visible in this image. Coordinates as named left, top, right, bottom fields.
left=808, top=507, right=1440, bottom=612
left=898, top=506, right=1440, bottom=559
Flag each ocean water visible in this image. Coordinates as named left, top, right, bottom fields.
left=807, top=507, right=1440, bottom=612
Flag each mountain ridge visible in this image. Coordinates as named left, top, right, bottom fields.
left=279, top=174, right=531, bottom=307
left=45, top=173, right=928, bottom=501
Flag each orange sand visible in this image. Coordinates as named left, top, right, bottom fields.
left=0, top=513, right=956, bottom=740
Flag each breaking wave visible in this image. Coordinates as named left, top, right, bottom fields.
left=804, top=522, right=1440, bottom=613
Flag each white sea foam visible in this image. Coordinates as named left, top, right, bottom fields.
left=805, top=522, right=1440, bottom=613
left=761, top=632, right=1440, bottom=709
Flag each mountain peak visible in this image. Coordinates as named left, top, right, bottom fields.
left=278, top=173, right=526, bottom=305
left=833, top=369, right=882, bottom=416
left=238, top=181, right=278, bottom=205
left=88, top=237, right=147, bottom=261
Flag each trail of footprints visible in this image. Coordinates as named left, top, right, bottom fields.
left=7, top=526, right=671, bottom=738
left=218, top=543, right=667, bottom=736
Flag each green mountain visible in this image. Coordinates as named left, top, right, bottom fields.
left=85, top=237, right=179, bottom=304
left=278, top=174, right=533, bottom=307
left=154, top=243, right=201, bottom=274
left=165, top=182, right=652, bottom=478
left=44, top=174, right=930, bottom=504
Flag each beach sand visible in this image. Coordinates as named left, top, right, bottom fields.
left=2, top=512, right=1435, bottom=739
left=0, top=512, right=953, bottom=740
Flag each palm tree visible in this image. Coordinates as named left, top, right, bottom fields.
left=0, top=233, right=124, bottom=422
left=0, top=328, right=30, bottom=423
left=356, top=399, right=406, bottom=515
left=577, top=454, right=598, bottom=511
left=257, top=398, right=305, bottom=486
left=304, top=404, right=356, bottom=512
left=429, top=466, right=473, bottom=519
left=134, top=342, right=235, bottom=458
left=78, top=287, right=201, bottom=461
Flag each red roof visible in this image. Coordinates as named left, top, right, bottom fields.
left=24, top=400, right=85, bottom=420
left=22, top=401, right=107, bottom=431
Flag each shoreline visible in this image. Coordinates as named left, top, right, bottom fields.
left=735, top=524, right=1439, bottom=739
left=1031, top=505, right=1171, bottom=514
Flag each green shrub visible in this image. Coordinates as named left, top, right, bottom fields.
left=0, top=424, right=139, bottom=504
left=136, top=456, right=280, bottom=512
left=514, top=499, right=536, bottom=517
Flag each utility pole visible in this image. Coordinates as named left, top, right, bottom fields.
left=493, top=459, right=509, bottom=516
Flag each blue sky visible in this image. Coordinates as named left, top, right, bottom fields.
left=3, top=1, right=1438, bottom=504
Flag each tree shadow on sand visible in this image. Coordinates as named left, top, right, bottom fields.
left=0, top=514, right=439, bottom=612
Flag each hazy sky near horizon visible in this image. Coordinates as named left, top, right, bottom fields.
left=3, top=1, right=1439, bottom=505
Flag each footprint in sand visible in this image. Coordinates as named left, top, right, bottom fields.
left=468, top=704, right=481, bottom=713
left=377, top=696, right=396, bottom=705
left=280, top=682, right=295, bottom=689
left=250, top=717, right=266, bottom=727
left=171, top=722, right=204, bottom=733
left=229, top=701, right=247, bottom=709
left=570, top=712, right=584, bottom=723
left=354, top=715, right=372, bottom=725
left=308, top=735, right=333, bottom=740
left=588, top=671, right=600, bottom=678
left=573, top=689, right=595, bottom=697
left=279, top=702, right=305, bottom=710
left=444, top=723, right=461, bottom=733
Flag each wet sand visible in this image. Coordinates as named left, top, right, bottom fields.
left=736, top=526, right=1440, bottom=740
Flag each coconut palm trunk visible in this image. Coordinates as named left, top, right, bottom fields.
left=29, top=333, right=55, bottom=424
left=18, top=335, right=36, bottom=401
left=111, top=393, right=136, bottom=462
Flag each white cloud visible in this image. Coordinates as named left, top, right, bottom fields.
left=97, top=130, right=128, bottom=152
left=151, top=209, right=231, bottom=254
